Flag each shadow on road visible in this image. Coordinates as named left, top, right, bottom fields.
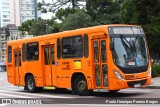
left=92, top=91, right=145, bottom=98
left=16, top=88, right=147, bottom=98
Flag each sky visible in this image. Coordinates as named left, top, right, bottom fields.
left=37, top=0, right=86, bottom=19
left=37, top=0, right=54, bottom=19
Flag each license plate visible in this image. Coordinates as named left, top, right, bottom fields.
left=134, top=83, right=141, bottom=87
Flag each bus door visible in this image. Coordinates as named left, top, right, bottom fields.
left=92, top=39, right=108, bottom=88
left=43, top=45, right=55, bottom=86
left=14, top=50, right=22, bottom=86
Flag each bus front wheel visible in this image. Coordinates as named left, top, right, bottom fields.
left=26, top=75, right=36, bottom=93
left=109, top=90, right=120, bottom=93
left=74, top=75, right=92, bottom=96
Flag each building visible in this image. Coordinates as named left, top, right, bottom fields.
left=18, top=0, right=38, bottom=25
left=0, top=0, right=11, bottom=27
left=0, top=24, right=32, bottom=72
left=0, top=0, right=38, bottom=27
left=0, top=24, right=20, bottom=72
left=0, top=26, right=8, bottom=72
left=0, top=0, right=38, bottom=71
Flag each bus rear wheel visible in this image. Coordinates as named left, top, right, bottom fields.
left=109, top=90, right=120, bottom=93
left=74, top=75, right=92, bottom=96
left=26, top=75, right=36, bottom=93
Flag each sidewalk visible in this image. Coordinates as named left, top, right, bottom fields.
left=145, top=77, right=160, bottom=89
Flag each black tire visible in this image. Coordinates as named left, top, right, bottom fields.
left=109, top=90, right=120, bottom=93
left=24, top=86, right=27, bottom=90
left=74, top=75, right=92, bottom=96
left=37, top=87, right=43, bottom=92
left=55, top=88, right=67, bottom=93
left=26, top=75, right=37, bottom=93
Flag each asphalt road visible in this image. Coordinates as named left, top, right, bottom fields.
left=0, top=72, right=160, bottom=107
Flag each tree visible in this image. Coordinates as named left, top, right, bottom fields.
left=121, top=0, right=160, bottom=57
left=46, top=18, right=60, bottom=34
left=86, top=0, right=121, bottom=25
left=18, top=19, right=34, bottom=35
left=38, top=0, right=86, bottom=15
left=30, top=19, right=45, bottom=36
left=19, top=18, right=60, bottom=36
left=37, top=2, right=43, bottom=11
left=60, top=10, right=92, bottom=31
left=120, top=0, right=136, bottom=24
left=37, top=1, right=48, bottom=13
left=55, top=8, right=84, bottom=21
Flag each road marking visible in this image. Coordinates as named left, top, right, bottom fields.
left=0, top=86, right=23, bottom=89
left=0, top=93, right=34, bottom=98
left=0, top=90, right=74, bottom=98
left=0, top=104, right=7, bottom=107
left=3, top=88, right=24, bottom=91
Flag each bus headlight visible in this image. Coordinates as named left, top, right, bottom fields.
left=148, top=67, right=152, bottom=77
left=114, top=70, right=124, bottom=80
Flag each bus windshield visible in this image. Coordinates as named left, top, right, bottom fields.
left=109, top=27, right=148, bottom=68
left=112, top=36, right=148, bottom=67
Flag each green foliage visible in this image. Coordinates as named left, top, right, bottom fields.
left=46, top=18, right=60, bottom=34
left=56, top=8, right=83, bottom=21
left=121, top=0, right=136, bottom=23
left=60, top=10, right=92, bottom=31
left=86, top=0, right=121, bottom=25
left=39, top=0, right=85, bottom=14
left=19, top=19, right=34, bottom=35
left=151, top=64, right=160, bottom=77
left=144, top=24, right=160, bottom=53
left=30, top=19, right=45, bottom=36
left=19, top=18, right=60, bottom=36
left=37, top=2, right=43, bottom=11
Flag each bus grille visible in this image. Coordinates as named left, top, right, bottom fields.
left=117, top=65, right=148, bottom=74
left=127, top=79, right=147, bottom=87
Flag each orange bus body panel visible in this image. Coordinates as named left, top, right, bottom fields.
left=6, top=24, right=151, bottom=91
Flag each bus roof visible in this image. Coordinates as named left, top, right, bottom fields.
left=7, top=24, right=140, bottom=45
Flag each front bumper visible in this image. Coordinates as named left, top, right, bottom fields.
left=109, top=77, right=151, bottom=90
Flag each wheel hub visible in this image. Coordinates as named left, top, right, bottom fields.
left=78, top=80, right=86, bottom=91
left=28, top=79, right=34, bottom=90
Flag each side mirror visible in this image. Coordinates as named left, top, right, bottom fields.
left=110, top=37, right=114, bottom=50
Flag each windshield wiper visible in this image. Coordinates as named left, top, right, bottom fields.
left=120, top=35, right=136, bottom=57
left=120, top=35, right=130, bottom=48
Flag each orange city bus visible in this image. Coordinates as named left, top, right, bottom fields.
left=6, top=24, right=151, bottom=96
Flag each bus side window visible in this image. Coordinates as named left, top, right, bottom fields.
left=94, top=41, right=99, bottom=62
left=15, top=51, right=21, bottom=66
left=15, top=52, right=18, bottom=66
left=101, top=40, right=107, bottom=62
left=57, top=38, right=61, bottom=59
left=27, top=42, right=39, bottom=61
left=8, top=46, right=12, bottom=63
left=84, top=34, right=89, bottom=58
left=22, top=43, right=27, bottom=61
left=44, top=47, right=50, bottom=65
left=62, top=35, right=83, bottom=58
left=51, top=46, right=55, bottom=64
left=19, top=51, right=21, bottom=66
